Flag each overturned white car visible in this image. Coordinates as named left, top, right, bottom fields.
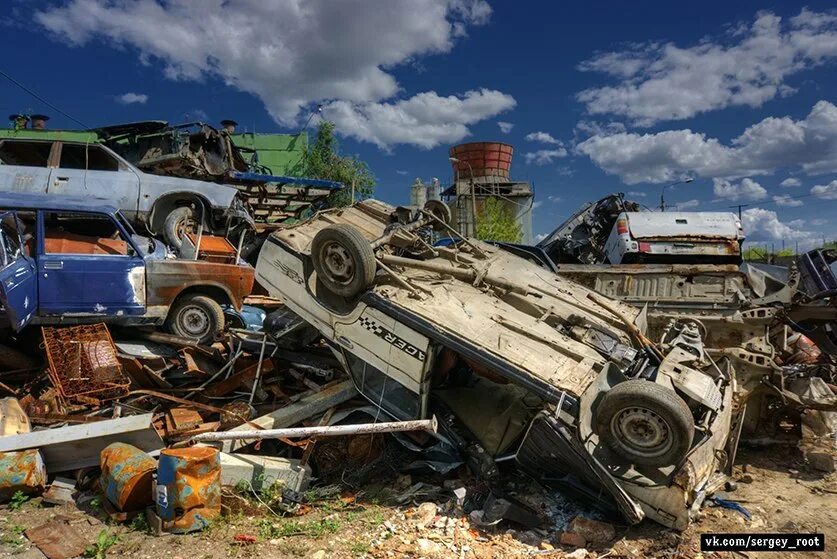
left=255, top=200, right=738, bottom=529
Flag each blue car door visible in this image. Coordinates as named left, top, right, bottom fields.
left=37, top=209, right=146, bottom=317
left=0, top=211, right=37, bottom=330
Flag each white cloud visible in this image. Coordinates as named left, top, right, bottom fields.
left=547, top=195, right=562, bottom=203
left=575, top=120, right=626, bottom=137
left=773, top=194, right=804, bottom=207
left=577, top=100, right=837, bottom=184
left=627, top=190, right=648, bottom=197
left=322, top=88, right=515, bottom=149
left=557, top=166, right=575, bottom=176
left=811, top=218, right=828, bottom=226
left=811, top=179, right=837, bottom=199
left=35, top=0, right=502, bottom=145
left=533, top=200, right=544, bottom=209
left=525, top=131, right=562, bottom=145
left=675, top=199, right=700, bottom=209
left=534, top=232, right=548, bottom=243
left=396, top=170, right=409, bottom=175
left=497, top=121, right=514, bottom=134
left=741, top=207, right=811, bottom=240
left=780, top=177, right=802, bottom=187
left=713, top=177, right=767, bottom=201
left=523, top=149, right=568, bottom=166
left=577, top=9, right=837, bottom=125
left=115, top=92, right=148, bottom=105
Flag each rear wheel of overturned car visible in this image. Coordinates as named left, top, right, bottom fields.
left=595, top=379, right=694, bottom=467
left=163, top=206, right=198, bottom=249
left=165, top=294, right=225, bottom=345
left=311, top=224, right=376, bottom=298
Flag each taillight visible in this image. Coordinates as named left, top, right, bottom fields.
left=616, top=219, right=628, bottom=235
left=638, top=242, right=651, bottom=252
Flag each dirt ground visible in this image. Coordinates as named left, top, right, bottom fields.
left=0, top=446, right=833, bottom=559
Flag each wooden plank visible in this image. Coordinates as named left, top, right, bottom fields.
left=0, top=413, right=164, bottom=472
left=222, top=379, right=358, bottom=452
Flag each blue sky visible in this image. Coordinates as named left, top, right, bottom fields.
left=3, top=1, right=837, bottom=249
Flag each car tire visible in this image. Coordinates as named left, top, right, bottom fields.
left=595, top=379, right=694, bottom=467
left=311, top=224, right=376, bottom=298
left=163, top=206, right=197, bottom=249
left=165, top=294, right=225, bottom=345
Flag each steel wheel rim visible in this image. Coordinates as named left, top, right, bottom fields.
left=610, top=406, right=672, bottom=458
left=320, top=240, right=355, bottom=285
left=180, top=306, right=210, bottom=337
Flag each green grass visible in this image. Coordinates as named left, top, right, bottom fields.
left=257, top=516, right=342, bottom=539
left=350, top=540, right=371, bottom=555
left=0, top=523, right=26, bottom=549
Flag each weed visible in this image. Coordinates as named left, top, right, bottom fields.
left=351, top=540, right=371, bottom=555
left=84, top=529, right=119, bottom=559
left=129, top=513, right=149, bottom=534
left=1, top=523, right=27, bottom=549
left=364, top=510, right=385, bottom=526
left=89, top=496, right=102, bottom=510
left=257, top=516, right=342, bottom=539
left=8, top=491, right=29, bottom=511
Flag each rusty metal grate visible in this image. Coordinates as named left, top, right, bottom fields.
left=41, top=324, right=131, bottom=404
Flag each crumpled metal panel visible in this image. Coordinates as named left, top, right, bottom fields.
left=156, top=446, right=221, bottom=533
left=0, top=449, right=46, bottom=501
left=100, top=442, right=156, bottom=512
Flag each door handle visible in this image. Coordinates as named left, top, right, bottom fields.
left=44, top=261, right=63, bottom=270
left=53, top=177, right=69, bottom=186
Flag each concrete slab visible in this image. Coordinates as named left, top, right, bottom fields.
left=220, top=452, right=311, bottom=493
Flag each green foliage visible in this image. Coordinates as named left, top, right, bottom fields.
left=84, top=529, right=119, bottom=559
left=8, top=491, right=29, bottom=511
left=128, top=513, right=149, bottom=534
left=350, top=540, right=371, bottom=555
left=474, top=197, right=523, bottom=243
left=257, top=516, right=342, bottom=539
left=1, top=523, right=26, bottom=549
left=304, top=121, right=376, bottom=207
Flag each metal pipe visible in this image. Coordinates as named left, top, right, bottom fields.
left=248, top=332, right=269, bottom=406
left=191, top=416, right=438, bottom=442
left=378, top=253, right=525, bottom=294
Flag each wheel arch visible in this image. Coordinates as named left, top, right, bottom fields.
left=148, top=192, right=213, bottom=235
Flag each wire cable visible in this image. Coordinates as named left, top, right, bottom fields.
left=0, top=67, right=89, bottom=128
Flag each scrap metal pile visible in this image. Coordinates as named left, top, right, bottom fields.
left=0, top=190, right=835, bottom=555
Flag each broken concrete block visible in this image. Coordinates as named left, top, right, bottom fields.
left=412, top=501, right=438, bottom=527
left=559, top=531, right=587, bottom=547
left=567, top=516, right=616, bottom=545
left=42, top=477, right=76, bottom=506
left=807, top=451, right=836, bottom=473
left=219, top=452, right=311, bottom=493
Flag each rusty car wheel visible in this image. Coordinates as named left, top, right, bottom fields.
left=164, top=206, right=199, bottom=249
left=166, top=294, right=225, bottom=344
left=595, top=379, right=694, bottom=467
left=311, top=224, right=376, bottom=298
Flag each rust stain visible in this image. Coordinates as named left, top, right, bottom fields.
left=146, top=259, right=255, bottom=310
left=41, top=324, right=131, bottom=405
left=100, top=442, right=156, bottom=512
left=157, top=446, right=221, bottom=533
left=0, top=449, right=47, bottom=500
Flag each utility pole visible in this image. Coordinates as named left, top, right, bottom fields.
left=729, top=203, right=751, bottom=219
left=660, top=177, right=694, bottom=212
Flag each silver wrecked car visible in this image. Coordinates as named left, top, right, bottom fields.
left=255, top=199, right=738, bottom=529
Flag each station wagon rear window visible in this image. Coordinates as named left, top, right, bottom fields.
left=0, top=140, right=52, bottom=167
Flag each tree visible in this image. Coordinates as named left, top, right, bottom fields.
left=474, top=197, right=523, bottom=243
left=304, top=121, right=375, bottom=207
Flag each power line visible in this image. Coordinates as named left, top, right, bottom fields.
left=0, top=67, right=89, bottom=129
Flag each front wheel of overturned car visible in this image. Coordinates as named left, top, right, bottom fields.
left=595, top=379, right=694, bottom=467
left=165, top=294, right=225, bottom=345
left=163, top=206, right=198, bottom=250
left=311, top=224, right=376, bottom=298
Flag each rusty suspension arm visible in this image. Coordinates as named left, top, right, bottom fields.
left=190, top=416, right=438, bottom=443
